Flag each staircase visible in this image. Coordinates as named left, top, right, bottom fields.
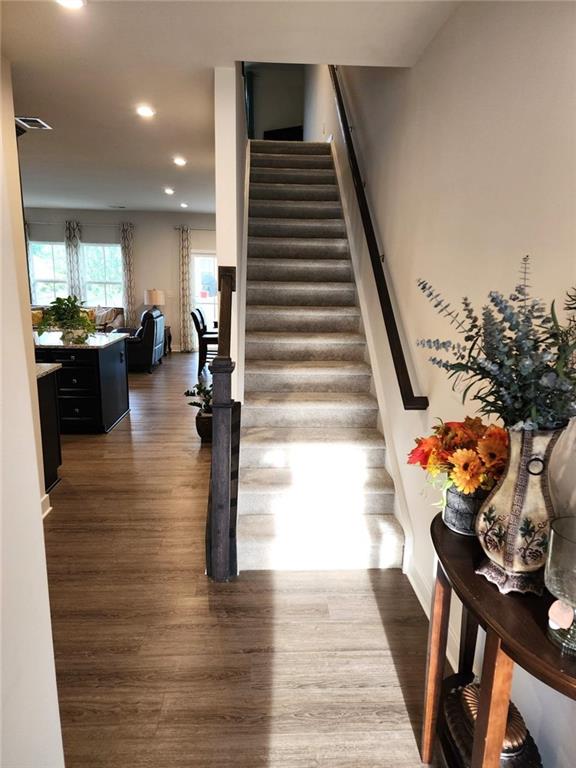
left=238, top=140, right=404, bottom=570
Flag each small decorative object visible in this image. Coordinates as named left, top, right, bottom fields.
left=36, top=295, right=96, bottom=344
left=185, top=382, right=213, bottom=443
left=545, top=516, right=576, bottom=655
left=408, top=418, right=508, bottom=535
left=417, top=257, right=576, bottom=593
left=443, top=683, right=542, bottom=767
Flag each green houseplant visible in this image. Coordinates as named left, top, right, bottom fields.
left=184, top=382, right=213, bottom=443
left=37, top=295, right=96, bottom=344
left=417, top=257, right=576, bottom=594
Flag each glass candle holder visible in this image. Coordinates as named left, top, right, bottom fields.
left=544, top=516, right=576, bottom=655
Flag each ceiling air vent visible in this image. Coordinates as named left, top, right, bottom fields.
left=15, top=117, right=52, bottom=131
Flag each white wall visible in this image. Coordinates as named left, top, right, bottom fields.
left=1, top=57, right=65, bottom=768
left=24, top=208, right=215, bottom=351
left=214, top=64, right=248, bottom=398
left=250, top=64, right=304, bottom=139
left=304, top=3, right=576, bottom=765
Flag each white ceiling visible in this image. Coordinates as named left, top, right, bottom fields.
left=2, top=1, right=457, bottom=212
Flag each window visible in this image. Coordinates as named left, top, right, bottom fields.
left=192, top=253, right=218, bottom=328
left=79, top=244, right=124, bottom=307
left=28, top=241, right=69, bottom=305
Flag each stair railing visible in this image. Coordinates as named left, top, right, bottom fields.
left=328, top=65, right=428, bottom=411
left=206, top=266, right=241, bottom=581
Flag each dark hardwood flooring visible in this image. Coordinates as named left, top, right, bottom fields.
left=45, top=353, right=429, bottom=767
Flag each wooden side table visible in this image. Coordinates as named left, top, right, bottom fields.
left=421, top=514, right=576, bottom=768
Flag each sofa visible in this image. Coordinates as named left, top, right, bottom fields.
left=31, top=305, right=125, bottom=332
left=114, top=309, right=165, bottom=373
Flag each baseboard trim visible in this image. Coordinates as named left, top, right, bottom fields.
left=41, top=493, right=52, bottom=519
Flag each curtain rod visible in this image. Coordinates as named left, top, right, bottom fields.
left=27, top=220, right=214, bottom=232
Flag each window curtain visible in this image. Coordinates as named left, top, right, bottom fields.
left=120, top=222, right=136, bottom=325
left=179, top=226, right=193, bottom=352
left=64, top=220, right=82, bottom=298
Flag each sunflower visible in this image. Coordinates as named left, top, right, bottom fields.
left=449, top=448, right=483, bottom=494
left=477, top=428, right=508, bottom=469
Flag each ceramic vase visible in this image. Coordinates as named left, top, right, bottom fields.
left=475, top=427, right=564, bottom=595
left=443, top=486, right=488, bottom=536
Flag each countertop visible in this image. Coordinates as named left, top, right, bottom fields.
left=36, top=363, right=62, bottom=379
left=34, top=332, right=129, bottom=349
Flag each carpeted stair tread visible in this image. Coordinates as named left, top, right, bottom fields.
left=251, top=140, right=331, bottom=155
left=248, top=237, right=350, bottom=259
left=249, top=199, right=343, bottom=218
left=250, top=183, right=340, bottom=201
left=251, top=153, right=334, bottom=169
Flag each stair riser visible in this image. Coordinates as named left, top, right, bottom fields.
left=251, top=168, right=336, bottom=185
left=248, top=238, right=349, bottom=260
left=249, top=219, right=346, bottom=239
left=251, top=154, right=333, bottom=170
left=249, top=201, right=343, bottom=219
left=238, top=491, right=395, bottom=516
left=251, top=141, right=331, bottom=156
left=240, top=444, right=387, bottom=469
left=247, top=284, right=355, bottom=307
left=250, top=184, right=339, bottom=202
left=242, top=408, right=377, bottom=429
left=238, top=516, right=403, bottom=570
left=246, top=312, right=359, bottom=333
left=244, top=370, right=371, bottom=393
left=245, top=340, right=365, bottom=362
left=247, top=261, right=352, bottom=283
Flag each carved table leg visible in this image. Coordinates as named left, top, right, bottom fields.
left=471, top=630, right=514, bottom=768
left=421, top=562, right=452, bottom=764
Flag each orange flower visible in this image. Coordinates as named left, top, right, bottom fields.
left=407, top=436, right=441, bottom=469
left=449, top=448, right=483, bottom=494
left=478, top=427, right=509, bottom=469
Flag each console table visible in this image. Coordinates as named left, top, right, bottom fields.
left=35, top=332, right=130, bottom=433
left=422, top=513, right=576, bottom=768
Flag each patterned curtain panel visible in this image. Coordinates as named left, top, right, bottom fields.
left=179, top=226, right=193, bottom=352
left=120, top=222, right=136, bottom=325
left=64, top=220, right=82, bottom=298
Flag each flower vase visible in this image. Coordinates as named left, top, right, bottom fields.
left=443, top=485, right=488, bottom=536
left=475, top=427, right=564, bottom=595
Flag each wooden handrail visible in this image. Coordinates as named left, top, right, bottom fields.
left=328, top=65, right=428, bottom=411
left=207, top=266, right=241, bottom=581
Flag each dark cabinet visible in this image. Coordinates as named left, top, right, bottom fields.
left=35, top=337, right=130, bottom=433
left=37, top=369, right=62, bottom=492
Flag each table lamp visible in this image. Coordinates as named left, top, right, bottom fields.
left=144, top=289, right=165, bottom=310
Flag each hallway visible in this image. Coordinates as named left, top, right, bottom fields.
left=45, top=353, right=429, bottom=767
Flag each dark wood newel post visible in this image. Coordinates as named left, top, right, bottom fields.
left=207, top=266, right=238, bottom=582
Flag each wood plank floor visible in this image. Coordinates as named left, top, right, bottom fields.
left=45, top=352, right=430, bottom=767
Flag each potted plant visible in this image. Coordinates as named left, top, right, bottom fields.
left=408, top=418, right=508, bottom=536
left=184, top=382, right=213, bottom=443
left=37, top=295, right=96, bottom=344
left=416, top=256, right=576, bottom=593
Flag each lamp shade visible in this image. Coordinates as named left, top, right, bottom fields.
left=144, top=288, right=165, bottom=306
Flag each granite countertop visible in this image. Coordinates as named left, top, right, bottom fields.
left=36, top=363, right=62, bottom=379
left=34, top=332, right=129, bottom=349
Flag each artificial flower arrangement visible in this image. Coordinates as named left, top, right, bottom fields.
left=408, top=417, right=509, bottom=495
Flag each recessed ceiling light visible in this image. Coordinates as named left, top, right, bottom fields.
left=173, top=156, right=187, bottom=167
left=180, top=203, right=188, bottom=209
left=136, top=104, right=156, bottom=119
left=164, top=187, right=175, bottom=196
left=56, top=0, right=85, bottom=9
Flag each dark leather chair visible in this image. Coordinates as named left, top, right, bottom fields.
left=191, top=308, right=218, bottom=378
left=115, top=309, right=165, bottom=373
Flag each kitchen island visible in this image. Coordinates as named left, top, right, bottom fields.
left=35, top=332, right=130, bottom=433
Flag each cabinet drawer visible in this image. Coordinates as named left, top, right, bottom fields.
left=59, top=396, right=99, bottom=420
left=58, top=367, right=98, bottom=394
left=52, top=349, right=96, bottom=366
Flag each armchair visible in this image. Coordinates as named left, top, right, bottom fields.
left=115, top=309, right=165, bottom=373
